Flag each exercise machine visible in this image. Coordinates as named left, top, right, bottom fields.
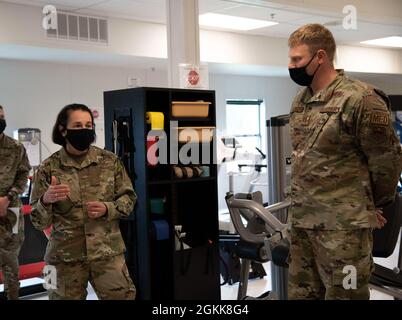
left=225, top=191, right=290, bottom=299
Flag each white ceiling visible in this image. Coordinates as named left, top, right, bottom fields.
left=0, top=0, right=401, bottom=79
left=1, top=0, right=402, bottom=46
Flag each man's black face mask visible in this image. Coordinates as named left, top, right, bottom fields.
left=289, top=52, right=320, bottom=87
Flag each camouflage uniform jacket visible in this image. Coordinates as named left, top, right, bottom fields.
left=30, top=146, right=136, bottom=263
left=0, top=134, right=31, bottom=239
left=289, top=70, right=402, bottom=230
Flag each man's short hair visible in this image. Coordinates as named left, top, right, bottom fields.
left=0, top=105, right=3, bottom=110
left=288, top=24, right=336, bottom=61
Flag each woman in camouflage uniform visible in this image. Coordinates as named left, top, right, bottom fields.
left=31, top=104, right=137, bottom=300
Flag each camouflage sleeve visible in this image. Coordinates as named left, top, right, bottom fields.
left=30, top=162, right=53, bottom=230
left=8, top=144, right=31, bottom=202
left=103, top=158, right=137, bottom=221
left=355, top=91, right=402, bottom=208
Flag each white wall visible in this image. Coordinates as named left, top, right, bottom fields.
left=0, top=58, right=299, bottom=212
left=0, top=59, right=167, bottom=159
left=209, top=74, right=298, bottom=211
left=336, top=46, right=402, bottom=75
left=350, top=76, right=402, bottom=95
left=201, top=29, right=289, bottom=66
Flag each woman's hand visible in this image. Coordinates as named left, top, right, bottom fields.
left=0, top=196, right=10, bottom=217
left=42, top=176, right=71, bottom=205
left=86, top=201, right=107, bottom=219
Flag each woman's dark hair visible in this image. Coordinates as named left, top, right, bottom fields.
left=52, top=103, right=95, bottom=146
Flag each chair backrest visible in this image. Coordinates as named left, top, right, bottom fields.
left=235, top=192, right=269, bottom=235
left=225, top=192, right=291, bottom=267
left=225, top=191, right=277, bottom=244
left=225, top=192, right=270, bottom=263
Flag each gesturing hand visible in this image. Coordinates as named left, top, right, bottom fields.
left=42, top=176, right=71, bottom=205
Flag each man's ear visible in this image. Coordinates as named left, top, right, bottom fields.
left=317, top=49, right=327, bottom=64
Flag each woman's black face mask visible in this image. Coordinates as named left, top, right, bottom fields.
left=65, top=128, right=95, bottom=151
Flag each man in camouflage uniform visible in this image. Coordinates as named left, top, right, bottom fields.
left=287, top=24, right=402, bottom=299
left=0, top=105, right=31, bottom=300
left=31, top=104, right=137, bottom=300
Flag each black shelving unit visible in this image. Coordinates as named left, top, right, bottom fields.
left=104, top=87, right=220, bottom=300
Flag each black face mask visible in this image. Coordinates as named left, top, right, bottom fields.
left=65, top=129, right=95, bottom=151
left=289, top=53, right=321, bottom=87
left=0, top=119, right=6, bottom=134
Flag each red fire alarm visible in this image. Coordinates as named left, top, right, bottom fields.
left=188, top=69, right=200, bottom=86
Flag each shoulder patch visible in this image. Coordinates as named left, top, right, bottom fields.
left=370, top=111, right=389, bottom=126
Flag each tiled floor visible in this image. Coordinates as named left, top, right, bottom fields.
left=4, top=233, right=400, bottom=301
left=220, top=261, right=395, bottom=300
left=11, top=261, right=395, bottom=300
left=221, top=262, right=272, bottom=300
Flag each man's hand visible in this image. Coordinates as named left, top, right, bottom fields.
left=86, top=201, right=107, bottom=219
left=375, top=208, right=387, bottom=229
left=42, top=176, right=71, bottom=205
left=0, top=196, right=10, bottom=217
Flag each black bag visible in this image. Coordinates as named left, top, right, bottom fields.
left=372, top=193, right=402, bottom=258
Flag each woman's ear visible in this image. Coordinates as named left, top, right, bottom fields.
left=59, top=125, right=66, bottom=137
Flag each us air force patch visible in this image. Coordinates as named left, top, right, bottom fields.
left=370, top=112, right=389, bottom=126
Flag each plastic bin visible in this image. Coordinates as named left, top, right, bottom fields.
left=172, top=101, right=211, bottom=118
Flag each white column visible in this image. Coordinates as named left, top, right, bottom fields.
left=166, top=0, right=200, bottom=88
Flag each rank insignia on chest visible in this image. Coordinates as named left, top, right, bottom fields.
left=302, top=115, right=311, bottom=126
left=332, top=91, right=343, bottom=98
left=320, top=107, right=340, bottom=113
left=370, top=112, right=389, bottom=126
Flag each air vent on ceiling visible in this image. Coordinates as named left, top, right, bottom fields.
left=46, top=12, right=108, bottom=44
left=323, top=20, right=343, bottom=27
